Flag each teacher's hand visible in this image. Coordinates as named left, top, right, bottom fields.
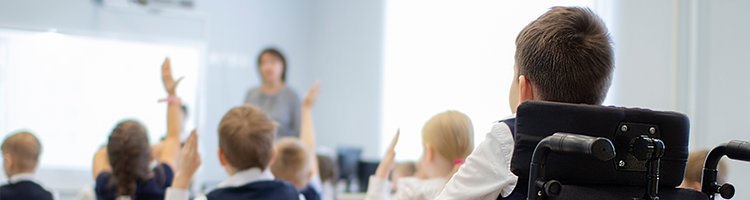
left=303, top=81, right=320, bottom=109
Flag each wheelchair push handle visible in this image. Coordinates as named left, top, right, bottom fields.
left=527, top=133, right=616, bottom=200
left=545, top=133, right=617, bottom=162
left=702, top=140, right=750, bottom=200
left=725, top=140, right=750, bottom=162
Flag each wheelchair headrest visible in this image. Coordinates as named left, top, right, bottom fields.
left=511, top=101, right=690, bottom=187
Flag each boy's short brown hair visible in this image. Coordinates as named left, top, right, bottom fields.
left=218, top=105, right=277, bottom=171
left=1, top=131, right=42, bottom=171
left=516, top=6, right=614, bottom=105
left=270, top=137, right=311, bottom=188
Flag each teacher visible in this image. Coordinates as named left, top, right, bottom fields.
left=244, top=48, right=301, bottom=139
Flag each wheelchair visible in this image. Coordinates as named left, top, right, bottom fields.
left=502, top=101, right=750, bottom=200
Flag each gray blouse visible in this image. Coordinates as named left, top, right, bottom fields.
left=244, top=87, right=302, bottom=139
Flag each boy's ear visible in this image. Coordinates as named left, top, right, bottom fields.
left=518, top=75, right=535, bottom=103
left=217, top=148, right=227, bottom=167
left=4, top=154, right=12, bottom=166
left=268, top=147, right=277, bottom=168
left=307, top=170, right=314, bottom=182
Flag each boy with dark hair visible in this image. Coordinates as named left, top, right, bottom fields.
left=437, top=6, right=614, bottom=199
left=0, top=131, right=58, bottom=200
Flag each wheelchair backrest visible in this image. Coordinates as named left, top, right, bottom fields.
left=511, top=101, right=689, bottom=187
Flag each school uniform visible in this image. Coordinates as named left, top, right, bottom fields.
left=0, top=173, right=59, bottom=200
left=436, top=115, right=519, bottom=200
left=300, top=174, right=323, bottom=200
left=165, top=167, right=304, bottom=200
left=365, top=176, right=447, bottom=200
left=95, top=163, right=173, bottom=200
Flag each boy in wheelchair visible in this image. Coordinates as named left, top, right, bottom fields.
left=436, top=6, right=614, bottom=200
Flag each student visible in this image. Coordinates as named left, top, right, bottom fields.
left=316, top=154, right=338, bottom=200
left=0, top=131, right=59, bottom=200
left=92, top=58, right=183, bottom=200
left=365, top=110, right=474, bottom=200
left=679, top=149, right=728, bottom=191
left=391, top=162, right=416, bottom=192
left=436, top=7, right=614, bottom=200
left=271, top=81, right=323, bottom=200
left=166, top=104, right=302, bottom=200
left=271, top=138, right=322, bottom=200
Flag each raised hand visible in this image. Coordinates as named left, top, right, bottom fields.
left=173, top=129, right=201, bottom=189
left=303, top=80, right=321, bottom=109
left=374, top=129, right=400, bottom=179
left=161, top=57, right=184, bottom=96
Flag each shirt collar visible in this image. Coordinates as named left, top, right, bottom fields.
left=215, top=168, right=275, bottom=189
left=9, top=173, right=36, bottom=184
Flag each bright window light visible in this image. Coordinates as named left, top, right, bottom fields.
left=0, top=29, right=201, bottom=170
left=383, top=0, right=601, bottom=161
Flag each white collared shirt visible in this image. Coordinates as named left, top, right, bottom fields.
left=436, top=114, right=518, bottom=200
left=0, top=173, right=60, bottom=200
left=365, top=176, right=446, bottom=200
left=165, top=168, right=306, bottom=200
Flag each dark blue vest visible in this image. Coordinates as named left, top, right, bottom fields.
left=95, top=163, right=173, bottom=200
left=494, top=118, right=528, bottom=200
left=0, top=180, right=54, bottom=200
left=206, top=179, right=300, bottom=200
left=300, top=186, right=320, bottom=200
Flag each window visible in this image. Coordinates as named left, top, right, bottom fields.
left=382, top=0, right=602, bottom=161
left=0, top=29, right=201, bottom=170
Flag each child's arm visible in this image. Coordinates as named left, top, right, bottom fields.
left=364, top=130, right=400, bottom=200
left=166, top=129, right=201, bottom=200
left=435, top=123, right=517, bottom=200
left=158, top=58, right=184, bottom=170
left=300, top=81, right=320, bottom=175
left=92, top=146, right=111, bottom=179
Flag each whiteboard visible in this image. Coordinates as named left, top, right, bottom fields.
left=0, top=29, right=201, bottom=170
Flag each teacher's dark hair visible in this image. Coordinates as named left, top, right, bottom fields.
left=257, top=48, right=287, bottom=82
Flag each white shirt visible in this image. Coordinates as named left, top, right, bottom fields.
left=436, top=114, right=518, bottom=200
left=365, top=176, right=446, bottom=200
left=0, top=173, right=60, bottom=200
left=165, top=168, right=306, bottom=200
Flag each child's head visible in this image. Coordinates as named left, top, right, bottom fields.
left=680, top=149, right=728, bottom=191
left=316, top=154, right=337, bottom=184
left=509, top=6, right=614, bottom=112
left=392, top=162, right=416, bottom=190
left=217, top=104, right=277, bottom=175
left=1, top=131, right=42, bottom=177
left=107, top=120, right=152, bottom=197
left=419, top=111, right=474, bottom=180
left=270, top=137, right=312, bottom=189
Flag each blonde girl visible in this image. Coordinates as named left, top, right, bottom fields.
left=365, top=110, right=474, bottom=200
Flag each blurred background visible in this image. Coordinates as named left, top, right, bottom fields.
left=0, top=0, right=749, bottom=199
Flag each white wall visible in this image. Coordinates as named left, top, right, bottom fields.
left=308, top=0, right=385, bottom=160
left=606, top=0, right=750, bottom=199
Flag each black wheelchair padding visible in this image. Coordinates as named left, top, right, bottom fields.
left=511, top=101, right=689, bottom=187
